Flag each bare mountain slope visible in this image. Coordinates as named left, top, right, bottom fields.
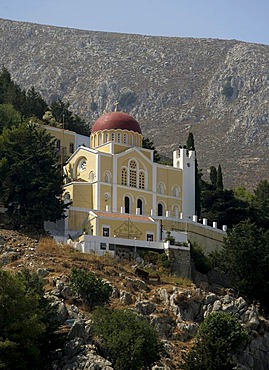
left=1, top=18, right=269, bottom=189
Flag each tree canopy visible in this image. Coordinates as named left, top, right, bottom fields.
left=183, top=312, right=247, bottom=370
left=0, top=123, right=67, bottom=229
left=142, top=137, right=161, bottom=163
left=220, top=220, right=269, bottom=311
left=0, top=269, right=58, bottom=370
left=0, top=67, right=48, bottom=120
left=0, top=67, right=89, bottom=136
left=48, top=99, right=89, bottom=136
left=69, top=267, right=112, bottom=310
left=93, top=308, right=163, bottom=370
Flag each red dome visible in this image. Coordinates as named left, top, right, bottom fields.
left=91, top=112, right=141, bottom=134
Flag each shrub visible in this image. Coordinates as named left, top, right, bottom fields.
left=119, top=91, right=137, bottom=108
left=190, top=242, right=212, bottom=274
left=140, top=250, right=170, bottom=270
left=221, top=76, right=234, bottom=98
left=69, top=267, right=112, bottom=309
left=92, top=308, right=163, bottom=370
left=183, top=312, right=247, bottom=370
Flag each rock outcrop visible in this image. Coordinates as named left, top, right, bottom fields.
left=1, top=229, right=269, bottom=369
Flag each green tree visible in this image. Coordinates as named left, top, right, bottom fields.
left=0, top=269, right=58, bottom=370
left=200, top=188, right=250, bottom=229
left=0, top=67, right=48, bottom=122
left=183, top=312, right=247, bottom=370
left=93, top=308, right=163, bottom=370
left=70, top=267, right=112, bottom=309
left=233, top=186, right=254, bottom=204
left=209, top=166, right=217, bottom=188
left=221, top=76, right=234, bottom=98
left=142, top=137, right=161, bottom=163
left=0, top=122, right=66, bottom=229
left=186, top=132, right=195, bottom=150
left=0, top=67, right=23, bottom=109
left=253, top=179, right=269, bottom=207
left=190, top=242, right=212, bottom=274
left=23, top=87, right=48, bottom=119
left=251, top=180, right=269, bottom=230
left=220, top=220, right=269, bottom=311
left=49, top=100, right=89, bottom=136
left=216, top=164, right=223, bottom=190
left=0, top=103, right=21, bottom=133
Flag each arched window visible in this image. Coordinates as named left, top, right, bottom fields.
left=172, top=185, right=180, bottom=197
left=173, top=205, right=180, bottom=218
left=123, top=133, right=127, bottom=144
left=158, top=203, right=164, bottom=216
left=129, top=160, right=137, bottom=187
left=125, top=196, right=130, bottom=214
left=121, top=168, right=127, bottom=185
left=111, top=133, right=115, bottom=141
left=104, top=172, right=110, bottom=183
left=117, top=133, right=121, bottom=143
left=130, top=134, right=133, bottom=145
left=158, top=183, right=165, bottom=194
left=137, top=199, right=143, bottom=215
left=104, top=133, right=108, bottom=143
left=93, top=135, right=96, bottom=147
left=139, top=171, right=145, bottom=189
left=98, top=133, right=102, bottom=146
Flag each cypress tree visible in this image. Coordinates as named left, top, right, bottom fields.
left=209, top=166, right=217, bottom=188
left=186, top=132, right=195, bottom=150
left=216, top=164, right=224, bottom=190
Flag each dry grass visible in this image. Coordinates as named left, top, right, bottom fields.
left=37, top=237, right=62, bottom=256
left=161, top=274, right=193, bottom=287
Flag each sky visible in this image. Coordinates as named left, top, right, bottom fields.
left=1, top=0, right=269, bottom=46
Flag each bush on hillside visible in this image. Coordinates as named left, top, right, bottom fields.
left=183, top=312, right=247, bottom=370
left=92, top=308, right=163, bottom=370
left=190, top=242, right=212, bottom=274
left=69, top=267, right=112, bottom=309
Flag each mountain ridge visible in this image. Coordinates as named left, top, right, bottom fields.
left=1, top=18, right=268, bottom=189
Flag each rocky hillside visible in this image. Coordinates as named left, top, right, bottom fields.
left=1, top=229, right=269, bottom=369
left=1, top=18, right=269, bottom=189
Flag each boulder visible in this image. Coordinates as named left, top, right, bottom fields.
left=119, top=290, right=133, bottom=305
left=136, top=301, right=156, bottom=315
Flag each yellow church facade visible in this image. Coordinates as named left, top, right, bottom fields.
left=58, top=111, right=197, bottom=254
left=45, top=111, right=225, bottom=263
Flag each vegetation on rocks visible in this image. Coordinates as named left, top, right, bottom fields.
left=220, top=220, right=269, bottom=313
left=70, top=267, right=112, bottom=309
left=183, top=312, right=247, bottom=370
left=0, top=268, right=58, bottom=370
left=92, top=308, right=163, bottom=370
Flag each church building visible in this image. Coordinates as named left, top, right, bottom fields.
left=58, top=110, right=203, bottom=260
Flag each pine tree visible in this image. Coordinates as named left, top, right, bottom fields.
left=0, top=122, right=67, bottom=229
left=216, top=164, right=223, bottom=190
left=209, top=166, right=217, bottom=188
left=186, top=132, right=195, bottom=150
left=142, top=137, right=161, bottom=163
